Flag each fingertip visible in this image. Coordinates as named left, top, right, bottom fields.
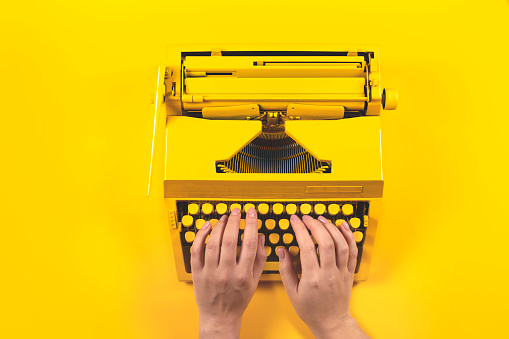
left=220, top=214, right=228, bottom=221
left=258, top=233, right=265, bottom=247
left=277, top=247, right=286, bottom=260
left=317, top=216, right=328, bottom=224
left=247, top=207, right=257, bottom=218
left=290, top=214, right=300, bottom=223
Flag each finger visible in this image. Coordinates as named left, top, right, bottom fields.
left=219, top=207, right=241, bottom=267
left=338, top=221, right=358, bottom=273
left=238, top=207, right=259, bottom=270
left=204, top=214, right=228, bottom=268
left=253, top=234, right=267, bottom=285
left=190, top=221, right=212, bottom=273
left=318, top=216, right=350, bottom=269
left=301, top=215, right=336, bottom=269
left=290, top=214, right=319, bottom=271
left=278, top=247, right=299, bottom=299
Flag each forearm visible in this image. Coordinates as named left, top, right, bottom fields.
left=198, top=315, right=242, bottom=339
left=313, top=314, right=369, bottom=339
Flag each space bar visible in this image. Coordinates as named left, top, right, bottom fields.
left=263, top=262, right=280, bottom=271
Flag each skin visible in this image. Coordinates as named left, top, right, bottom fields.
left=191, top=208, right=368, bottom=338
left=191, top=208, right=266, bottom=339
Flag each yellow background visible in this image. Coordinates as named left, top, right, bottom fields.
left=1, top=1, right=508, bottom=338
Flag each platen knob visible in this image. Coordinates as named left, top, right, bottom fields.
left=382, top=88, right=398, bottom=110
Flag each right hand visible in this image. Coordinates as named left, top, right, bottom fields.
left=277, top=214, right=369, bottom=339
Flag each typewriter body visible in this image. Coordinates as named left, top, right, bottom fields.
left=156, top=44, right=398, bottom=282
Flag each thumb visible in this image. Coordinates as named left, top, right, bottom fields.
left=277, top=247, right=299, bottom=299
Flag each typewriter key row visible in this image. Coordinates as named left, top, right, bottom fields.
left=183, top=226, right=363, bottom=244
left=181, top=215, right=362, bottom=231
left=185, top=202, right=356, bottom=216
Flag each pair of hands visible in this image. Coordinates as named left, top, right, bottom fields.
left=191, top=207, right=368, bottom=339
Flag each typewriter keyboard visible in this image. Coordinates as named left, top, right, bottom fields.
left=176, top=201, right=369, bottom=274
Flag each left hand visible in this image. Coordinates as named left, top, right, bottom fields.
left=191, top=207, right=267, bottom=339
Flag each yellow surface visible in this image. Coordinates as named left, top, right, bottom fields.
left=1, top=1, right=508, bottom=339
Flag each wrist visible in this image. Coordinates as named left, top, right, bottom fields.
left=199, top=313, right=242, bottom=339
left=312, top=313, right=368, bottom=339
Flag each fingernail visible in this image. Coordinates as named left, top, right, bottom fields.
left=220, top=215, right=228, bottom=221
left=342, top=221, right=350, bottom=232
left=248, top=207, right=256, bottom=217
left=203, top=221, right=211, bottom=231
left=302, top=215, right=312, bottom=221
left=318, top=216, right=328, bottom=224
left=277, top=247, right=285, bottom=259
left=232, top=208, right=240, bottom=216
left=290, top=214, right=300, bottom=223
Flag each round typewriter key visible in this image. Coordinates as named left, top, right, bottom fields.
left=264, top=246, right=272, bottom=256
left=314, top=203, right=326, bottom=215
left=257, top=219, right=262, bottom=229
left=181, top=215, right=193, bottom=227
left=283, top=233, right=294, bottom=244
left=216, top=203, right=228, bottom=215
left=202, top=203, right=213, bottom=215
left=239, top=219, right=246, bottom=230
left=273, top=203, right=284, bottom=215
left=328, top=204, right=340, bottom=215
left=275, top=246, right=284, bottom=257
left=230, top=203, right=242, bottom=213
left=258, top=203, right=269, bottom=215
left=289, top=246, right=300, bottom=256
left=353, top=231, right=364, bottom=243
left=350, top=217, right=361, bottom=228
left=342, top=204, right=354, bottom=216
left=265, top=219, right=276, bottom=230
left=269, top=233, right=280, bottom=244
left=335, top=219, right=346, bottom=227
left=300, top=203, right=312, bottom=215
left=185, top=231, right=195, bottom=243
left=188, top=203, right=199, bottom=215
left=244, top=203, right=255, bottom=214
left=195, top=219, right=206, bottom=229
left=210, top=219, right=218, bottom=228
left=285, top=203, right=297, bottom=215
left=279, top=219, right=290, bottom=230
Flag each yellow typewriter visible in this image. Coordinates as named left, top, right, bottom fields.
left=153, top=44, right=398, bottom=282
